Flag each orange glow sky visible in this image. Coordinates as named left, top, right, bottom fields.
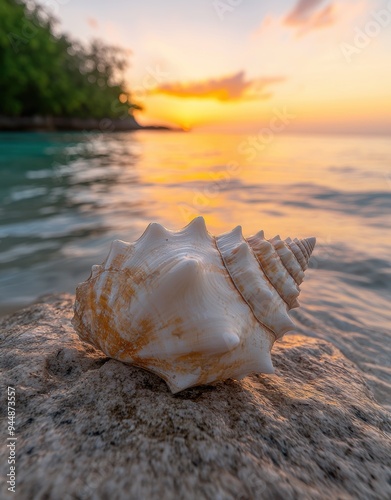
left=42, top=0, right=391, bottom=134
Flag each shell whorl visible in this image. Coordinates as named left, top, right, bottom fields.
left=216, top=225, right=316, bottom=340
left=216, top=227, right=296, bottom=340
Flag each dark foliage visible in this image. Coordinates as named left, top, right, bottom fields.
left=0, top=0, right=140, bottom=118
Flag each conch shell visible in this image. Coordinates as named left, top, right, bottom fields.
left=72, top=217, right=315, bottom=393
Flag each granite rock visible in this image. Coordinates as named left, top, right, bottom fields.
left=0, top=295, right=390, bottom=500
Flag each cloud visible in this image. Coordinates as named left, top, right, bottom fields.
left=285, top=0, right=325, bottom=24
left=152, top=71, right=285, bottom=102
left=284, top=0, right=336, bottom=35
left=87, top=17, right=99, bottom=29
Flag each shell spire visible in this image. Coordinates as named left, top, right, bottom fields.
left=246, top=232, right=300, bottom=310
left=216, top=227, right=296, bottom=340
left=72, top=217, right=315, bottom=394
left=302, top=237, right=316, bottom=260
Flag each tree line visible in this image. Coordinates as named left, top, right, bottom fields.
left=0, top=0, right=139, bottom=119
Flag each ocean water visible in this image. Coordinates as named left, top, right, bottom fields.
left=1, top=130, right=390, bottom=409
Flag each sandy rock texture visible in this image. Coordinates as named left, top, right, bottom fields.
left=0, top=294, right=390, bottom=500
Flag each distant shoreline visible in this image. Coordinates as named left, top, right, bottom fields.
left=0, top=115, right=177, bottom=132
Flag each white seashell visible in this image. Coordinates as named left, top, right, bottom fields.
left=72, top=217, right=315, bottom=393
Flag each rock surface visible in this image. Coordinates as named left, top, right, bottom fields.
left=0, top=294, right=390, bottom=500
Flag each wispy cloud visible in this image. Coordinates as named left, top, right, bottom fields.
left=87, top=17, right=99, bottom=29
left=284, top=0, right=336, bottom=35
left=285, top=0, right=325, bottom=24
left=152, top=71, right=285, bottom=102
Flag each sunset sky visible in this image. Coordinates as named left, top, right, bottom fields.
left=42, top=0, right=391, bottom=133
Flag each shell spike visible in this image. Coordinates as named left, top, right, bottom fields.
left=236, top=241, right=250, bottom=259
left=184, top=216, right=209, bottom=239
left=158, top=258, right=202, bottom=297
left=230, top=225, right=243, bottom=238
left=103, top=239, right=131, bottom=269
left=269, top=235, right=281, bottom=244
left=175, top=258, right=201, bottom=282
left=259, top=352, right=274, bottom=375
left=140, top=222, right=170, bottom=243
left=90, top=264, right=103, bottom=279
left=254, top=230, right=265, bottom=240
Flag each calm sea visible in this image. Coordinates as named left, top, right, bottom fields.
left=1, top=130, right=390, bottom=408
